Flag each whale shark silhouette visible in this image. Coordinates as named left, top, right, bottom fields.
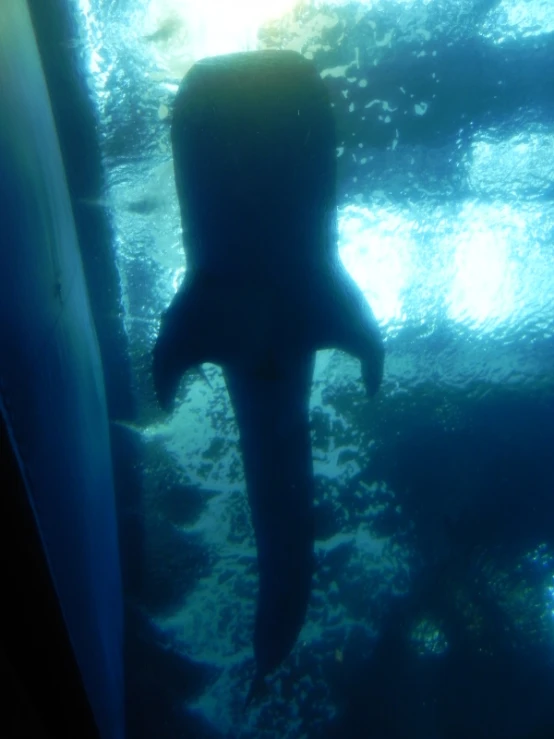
left=153, top=50, right=384, bottom=703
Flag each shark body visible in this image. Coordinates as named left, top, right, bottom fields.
left=153, top=50, right=384, bottom=701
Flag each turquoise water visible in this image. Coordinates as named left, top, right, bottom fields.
left=3, top=1, right=553, bottom=737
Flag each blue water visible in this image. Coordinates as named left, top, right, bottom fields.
left=33, top=0, right=554, bottom=737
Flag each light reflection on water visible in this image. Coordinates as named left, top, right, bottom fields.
left=338, top=198, right=553, bottom=337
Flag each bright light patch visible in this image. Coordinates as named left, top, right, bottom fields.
left=338, top=204, right=413, bottom=326
left=469, top=131, right=554, bottom=198
left=447, top=204, right=518, bottom=329
left=314, top=0, right=420, bottom=7
left=482, top=0, right=554, bottom=41
left=140, top=0, right=301, bottom=77
left=76, top=0, right=106, bottom=79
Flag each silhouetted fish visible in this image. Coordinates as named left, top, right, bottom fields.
left=153, top=50, right=384, bottom=701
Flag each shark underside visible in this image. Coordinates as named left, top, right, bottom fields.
left=153, top=50, right=384, bottom=702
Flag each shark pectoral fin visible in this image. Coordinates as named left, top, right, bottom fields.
left=152, top=303, right=193, bottom=413
left=152, top=276, right=219, bottom=412
left=318, top=265, right=385, bottom=398
left=341, top=325, right=384, bottom=399
left=346, top=312, right=385, bottom=399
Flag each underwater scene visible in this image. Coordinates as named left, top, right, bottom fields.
left=3, top=0, right=554, bottom=737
